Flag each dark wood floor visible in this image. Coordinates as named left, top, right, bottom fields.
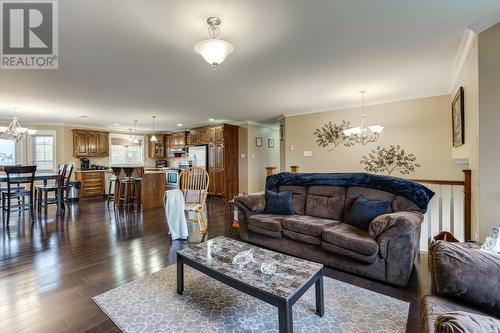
left=0, top=198, right=430, bottom=332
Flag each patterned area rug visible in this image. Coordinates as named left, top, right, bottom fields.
left=93, top=265, right=409, bottom=332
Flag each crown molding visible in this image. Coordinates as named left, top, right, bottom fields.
left=281, top=89, right=449, bottom=118
left=447, top=29, right=476, bottom=94
left=229, top=120, right=279, bottom=130
left=468, top=10, right=500, bottom=34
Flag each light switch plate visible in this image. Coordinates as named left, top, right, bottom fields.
left=240, top=154, right=246, bottom=158
left=304, top=151, right=313, bottom=156
left=289, top=145, right=294, bottom=151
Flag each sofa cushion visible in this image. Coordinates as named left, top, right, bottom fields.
left=344, top=187, right=394, bottom=217
left=345, top=196, right=390, bottom=230
left=279, top=186, right=307, bottom=215
left=282, top=215, right=339, bottom=237
left=305, top=185, right=345, bottom=220
left=322, top=223, right=379, bottom=256
left=264, top=190, right=293, bottom=215
left=321, top=241, right=378, bottom=264
left=391, top=195, right=422, bottom=213
left=248, top=214, right=284, bottom=232
left=247, top=224, right=282, bottom=239
left=282, top=229, right=321, bottom=245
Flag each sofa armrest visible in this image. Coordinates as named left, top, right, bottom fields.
left=371, top=211, right=424, bottom=286
left=430, top=241, right=500, bottom=317
left=234, top=194, right=266, bottom=214
left=369, top=211, right=424, bottom=239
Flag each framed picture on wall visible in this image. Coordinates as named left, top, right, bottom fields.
left=255, top=137, right=262, bottom=147
left=268, top=138, right=274, bottom=148
left=452, top=86, right=465, bottom=147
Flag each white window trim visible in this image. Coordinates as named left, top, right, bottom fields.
left=109, top=133, right=145, bottom=166
left=27, top=130, right=57, bottom=171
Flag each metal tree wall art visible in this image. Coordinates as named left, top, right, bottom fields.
left=360, top=145, right=420, bottom=176
left=314, top=120, right=357, bottom=150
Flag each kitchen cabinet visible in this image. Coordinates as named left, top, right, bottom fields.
left=164, top=135, right=174, bottom=158
left=187, top=131, right=199, bottom=145
left=148, top=134, right=165, bottom=158
left=201, top=124, right=238, bottom=199
left=75, top=171, right=105, bottom=197
left=72, top=129, right=109, bottom=157
left=197, top=128, right=210, bottom=143
left=170, top=132, right=188, bottom=148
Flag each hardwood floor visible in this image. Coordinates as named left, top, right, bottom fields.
left=0, top=198, right=430, bottom=332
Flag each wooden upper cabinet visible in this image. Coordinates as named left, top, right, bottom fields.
left=72, top=129, right=109, bottom=157
left=74, top=132, right=88, bottom=156
left=215, top=143, right=224, bottom=169
left=187, top=131, right=199, bottom=146
left=214, top=126, right=224, bottom=142
left=164, top=135, right=173, bottom=158
left=197, top=128, right=210, bottom=143
left=148, top=134, right=165, bottom=158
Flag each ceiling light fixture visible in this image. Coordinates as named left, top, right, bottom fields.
left=177, top=123, right=183, bottom=127
left=133, top=120, right=139, bottom=144
left=0, top=107, right=37, bottom=142
left=194, top=17, right=234, bottom=69
left=343, top=90, right=384, bottom=145
left=150, top=116, right=157, bottom=142
left=209, top=118, right=215, bottom=122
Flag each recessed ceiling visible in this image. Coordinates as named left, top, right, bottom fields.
left=0, top=0, right=499, bottom=131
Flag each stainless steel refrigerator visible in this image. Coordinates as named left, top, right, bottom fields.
left=187, top=145, right=208, bottom=170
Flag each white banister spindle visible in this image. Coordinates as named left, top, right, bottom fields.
left=450, top=185, right=455, bottom=235
left=438, top=185, right=443, bottom=234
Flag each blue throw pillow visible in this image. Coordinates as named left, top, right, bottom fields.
left=264, top=190, right=294, bottom=215
left=345, top=196, right=390, bottom=230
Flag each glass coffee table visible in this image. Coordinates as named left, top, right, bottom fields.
left=176, top=236, right=324, bottom=333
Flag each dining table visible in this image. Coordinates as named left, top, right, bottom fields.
left=0, top=172, right=64, bottom=215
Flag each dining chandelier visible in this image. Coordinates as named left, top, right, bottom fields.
left=343, top=90, right=383, bottom=145
left=194, top=17, right=234, bottom=69
left=0, top=108, right=37, bottom=142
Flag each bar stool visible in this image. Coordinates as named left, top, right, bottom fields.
left=107, top=175, right=117, bottom=205
left=118, top=178, right=139, bottom=209
left=133, top=177, right=142, bottom=209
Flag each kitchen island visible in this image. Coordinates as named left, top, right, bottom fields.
left=110, top=166, right=166, bottom=209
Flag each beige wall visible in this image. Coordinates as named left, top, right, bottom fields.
left=451, top=37, right=480, bottom=238
left=239, top=124, right=280, bottom=193
left=478, top=23, right=500, bottom=240
left=283, top=95, right=464, bottom=180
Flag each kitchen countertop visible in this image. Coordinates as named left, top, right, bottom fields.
left=75, top=169, right=110, bottom=172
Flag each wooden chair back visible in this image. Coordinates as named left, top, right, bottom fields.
left=4, top=165, right=37, bottom=192
left=65, top=163, right=74, bottom=185
left=179, top=167, right=209, bottom=208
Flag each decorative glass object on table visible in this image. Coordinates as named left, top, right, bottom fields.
left=232, top=248, right=255, bottom=268
left=260, top=261, right=277, bottom=275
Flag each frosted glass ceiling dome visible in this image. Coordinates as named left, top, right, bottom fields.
left=194, top=17, right=233, bottom=69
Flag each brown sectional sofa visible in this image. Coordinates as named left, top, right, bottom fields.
left=235, top=180, right=428, bottom=287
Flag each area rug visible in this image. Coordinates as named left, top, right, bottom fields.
left=93, top=265, right=409, bottom=333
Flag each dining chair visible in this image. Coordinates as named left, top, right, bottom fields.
left=62, top=163, right=74, bottom=203
left=2, top=165, right=37, bottom=224
left=179, top=167, right=209, bottom=234
left=35, top=164, right=67, bottom=214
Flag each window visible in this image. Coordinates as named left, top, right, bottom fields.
left=32, top=135, right=55, bottom=170
left=0, top=139, right=16, bottom=165
left=109, top=134, right=144, bottom=166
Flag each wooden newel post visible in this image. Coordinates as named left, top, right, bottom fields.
left=265, top=167, right=277, bottom=176
left=290, top=166, right=300, bottom=173
left=463, top=169, right=471, bottom=241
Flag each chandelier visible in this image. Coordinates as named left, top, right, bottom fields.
left=194, top=17, right=234, bottom=69
left=0, top=109, right=37, bottom=142
left=343, top=90, right=383, bottom=145
left=150, top=116, right=157, bottom=142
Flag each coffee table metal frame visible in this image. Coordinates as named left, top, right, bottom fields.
left=177, top=252, right=324, bottom=333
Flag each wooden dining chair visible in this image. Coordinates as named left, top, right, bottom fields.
left=35, top=164, right=67, bottom=214
left=179, top=167, right=209, bottom=234
left=2, top=165, right=37, bottom=224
